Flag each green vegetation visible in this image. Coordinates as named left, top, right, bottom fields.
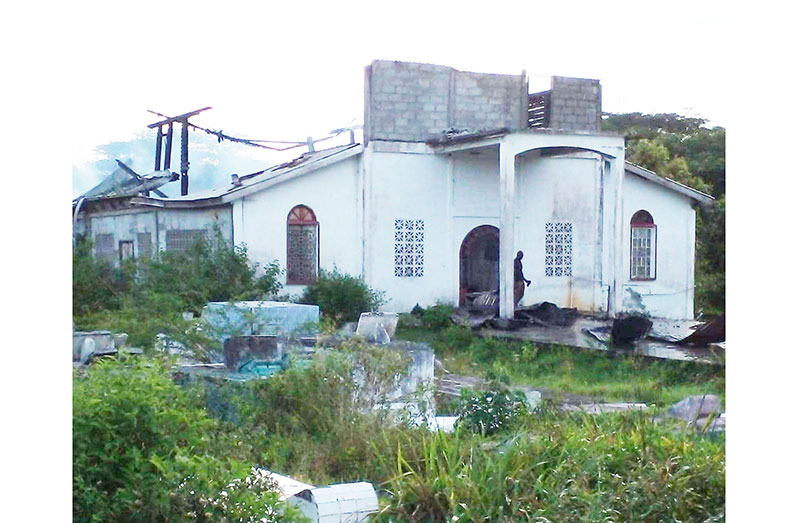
left=74, top=331, right=724, bottom=521
left=455, top=386, right=529, bottom=435
left=602, top=112, right=725, bottom=315
left=73, top=230, right=281, bottom=349
left=73, top=356, right=303, bottom=522
left=298, top=267, right=386, bottom=326
left=398, top=324, right=724, bottom=406
left=375, top=411, right=724, bottom=522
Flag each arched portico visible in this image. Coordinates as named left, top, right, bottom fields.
left=496, top=132, right=625, bottom=319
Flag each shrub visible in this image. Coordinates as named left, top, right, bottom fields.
left=421, top=304, right=455, bottom=330
left=73, top=229, right=282, bottom=350
left=73, top=355, right=299, bottom=522
left=435, top=324, right=475, bottom=352
left=137, top=229, right=282, bottom=314
left=298, top=268, right=385, bottom=325
left=455, top=386, right=528, bottom=435
left=72, top=237, right=133, bottom=315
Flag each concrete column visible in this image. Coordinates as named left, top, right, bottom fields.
left=361, top=146, right=374, bottom=283
left=446, top=154, right=457, bottom=305
left=610, top=158, right=625, bottom=317
left=499, top=142, right=516, bottom=319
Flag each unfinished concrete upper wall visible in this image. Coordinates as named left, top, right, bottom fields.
left=548, top=76, right=602, bottom=132
left=365, top=60, right=527, bottom=143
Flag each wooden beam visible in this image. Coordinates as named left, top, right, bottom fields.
left=115, top=160, right=169, bottom=198
left=147, top=107, right=212, bottom=128
left=154, top=126, right=163, bottom=171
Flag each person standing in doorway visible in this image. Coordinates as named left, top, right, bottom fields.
left=514, top=250, right=531, bottom=307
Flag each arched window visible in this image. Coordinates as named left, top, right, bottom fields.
left=630, top=210, right=656, bottom=280
left=286, top=205, right=318, bottom=284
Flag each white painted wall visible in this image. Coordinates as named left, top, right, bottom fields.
left=366, top=151, right=453, bottom=311
left=232, top=156, right=362, bottom=297
left=621, top=173, right=697, bottom=319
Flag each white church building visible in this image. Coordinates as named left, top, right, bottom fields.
left=74, top=60, right=713, bottom=320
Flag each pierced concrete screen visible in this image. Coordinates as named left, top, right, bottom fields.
left=544, top=222, right=572, bottom=277
left=137, top=232, right=152, bottom=258
left=94, top=233, right=115, bottom=261
left=394, top=219, right=424, bottom=277
left=166, top=229, right=205, bottom=252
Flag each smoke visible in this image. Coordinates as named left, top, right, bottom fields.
left=72, top=131, right=281, bottom=199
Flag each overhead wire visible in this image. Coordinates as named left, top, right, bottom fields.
left=146, top=109, right=356, bottom=152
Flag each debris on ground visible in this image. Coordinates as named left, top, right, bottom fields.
left=516, top=302, right=578, bottom=327
left=584, top=326, right=612, bottom=343
left=561, top=402, right=648, bottom=414
left=611, top=315, right=653, bottom=343
left=451, top=308, right=495, bottom=329
left=678, top=313, right=725, bottom=345
left=647, top=318, right=704, bottom=342
left=436, top=373, right=486, bottom=397
left=470, top=290, right=499, bottom=307
left=667, top=394, right=722, bottom=422
left=661, top=394, right=725, bottom=433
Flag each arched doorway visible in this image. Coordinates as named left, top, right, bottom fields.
left=459, top=225, right=500, bottom=306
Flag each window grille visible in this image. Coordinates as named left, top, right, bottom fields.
left=630, top=210, right=656, bottom=280
left=94, top=233, right=115, bottom=261
left=137, top=232, right=152, bottom=258
left=544, top=222, right=572, bottom=277
left=394, top=219, right=424, bottom=277
left=166, top=229, right=205, bottom=252
left=287, top=205, right=318, bottom=284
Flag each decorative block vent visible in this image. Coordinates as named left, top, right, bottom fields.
left=394, top=219, right=424, bottom=277
left=544, top=222, right=573, bottom=277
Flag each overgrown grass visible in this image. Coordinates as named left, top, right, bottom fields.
left=373, top=411, right=724, bottom=522
left=76, top=340, right=724, bottom=522
left=397, top=323, right=725, bottom=407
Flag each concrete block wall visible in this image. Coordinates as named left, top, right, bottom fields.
left=365, top=60, right=526, bottom=142
left=548, top=76, right=602, bottom=132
